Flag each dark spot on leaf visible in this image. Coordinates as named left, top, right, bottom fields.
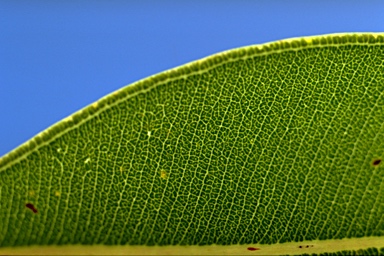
left=372, top=159, right=381, bottom=166
left=26, top=203, right=37, bottom=213
left=299, top=245, right=314, bottom=249
left=247, top=247, right=260, bottom=251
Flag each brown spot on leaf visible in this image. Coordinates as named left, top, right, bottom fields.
left=299, top=245, right=314, bottom=249
left=26, top=203, right=37, bottom=213
left=247, top=247, right=260, bottom=251
left=372, top=159, right=381, bottom=166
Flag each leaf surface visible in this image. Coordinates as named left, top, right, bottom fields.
left=0, top=33, right=383, bottom=255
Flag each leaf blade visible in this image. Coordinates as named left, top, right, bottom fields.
left=0, top=33, right=383, bottom=253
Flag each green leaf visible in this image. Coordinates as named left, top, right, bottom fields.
left=0, top=33, right=383, bottom=255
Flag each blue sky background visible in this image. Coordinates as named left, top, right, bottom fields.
left=1, top=1, right=384, bottom=157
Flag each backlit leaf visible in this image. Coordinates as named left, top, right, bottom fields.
left=1, top=33, right=383, bottom=255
